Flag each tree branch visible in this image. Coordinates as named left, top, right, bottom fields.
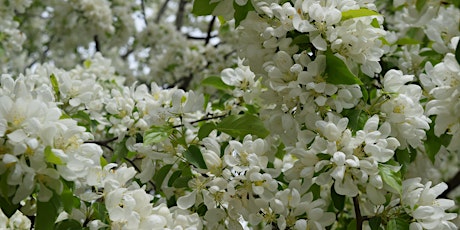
left=353, top=196, right=363, bottom=230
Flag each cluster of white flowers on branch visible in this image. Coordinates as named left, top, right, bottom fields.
left=0, top=0, right=460, bottom=229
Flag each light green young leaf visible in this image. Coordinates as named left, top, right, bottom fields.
left=341, top=8, right=380, bottom=21
left=192, top=0, right=218, bottom=16
left=416, top=0, right=427, bottom=12
left=44, top=146, right=64, bottom=165
left=216, top=114, right=269, bottom=138
left=144, top=125, right=173, bottom=146
left=325, top=51, right=363, bottom=85
left=379, top=164, right=402, bottom=195
left=202, top=76, right=234, bottom=91
left=183, top=145, right=208, bottom=169
left=50, top=74, right=60, bottom=101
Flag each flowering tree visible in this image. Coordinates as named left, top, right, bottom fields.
left=0, top=0, right=460, bottom=229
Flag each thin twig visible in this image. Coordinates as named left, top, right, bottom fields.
left=124, top=157, right=156, bottom=191
left=205, top=16, right=216, bottom=45
left=353, top=196, right=363, bottom=230
left=84, top=137, right=118, bottom=151
left=140, top=0, right=148, bottom=26
left=155, top=0, right=171, bottom=23
left=94, top=35, right=101, bottom=52
left=172, top=113, right=227, bottom=128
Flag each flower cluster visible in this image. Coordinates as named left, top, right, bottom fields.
left=0, top=0, right=460, bottom=229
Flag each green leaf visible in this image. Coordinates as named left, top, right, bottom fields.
left=308, top=183, right=321, bottom=200
left=341, top=8, right=380, bottom=21
left=112, top=138, right=128, bottom=162
left=45, top=146, right=64, bottom=165
left=325, top=51, right=363, bottom=85
left=90, top=202, right=109, bottom=223
left=369, top=217, right=382, bottom=230
left=173, top=175, right=193, bottom=188
left=0, top=195, right=19, bottom=218
left=50, top=74, right=60, bottom=101
left=144, top=125, right=173, bottom=146
left=331, top=185, right=345, bottom=210
left=216, top=114, right=269, bottom=138
left=416, top=0, right=427, bottom=12
left=347, top=219, right=357, bottom=230
left=153, top=164, right=173, bottom=190
left=386, top=217, right=410, bottom=230
left=396, top=38, right=420, bottom=45
left=192, top=0, right=218, bottom=16
left=202, top=76, right=234, bottom=91
left=198, top=122, right=217, bottom=140
left=425, top=118, right=452, bottom=163
left=55, top=219, right=82, bottom=230
left=379, top=164, right=402, bottom=194
left=342, top=109, right=368, bottom=133
left=183, top=145, right=208, bottom=169
left=36, top=195, right=60, bottom=230
left=233, top=0, right=254, bottom=27
left=61, top=184, right=77, bottom=213
left=455, top=38, right=460, bottom=65
left=395, top=147, right=417, bottom=175
left=168, top=170, right=183, bottom=187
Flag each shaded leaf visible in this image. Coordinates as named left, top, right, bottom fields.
left=425, top=118, right=452, bottom=163
left=36, top=195, right=60, bottom=230
left=331, top=185, right=345, bottom=210
left=192, top=0, right=218, bottom=16
left=216, top=114, right=269, bottom=138
left=233, top=0, right=254, bottom=27
left=55, top=219, right=82, bottom=230
left=369, top=216, right=382, bottom=230
left=153, top=164, right=173, bottom=190
left=0, top=195, right=19, bottom=218
left=456, top=37, right=460, bottom=65
left=325, top=51, right=363, bottom=85
left=183, top=145, right=208, bottom=169
left=198, top=122, right=217, bottom=140
left=387, top=217, right=410, bottom=230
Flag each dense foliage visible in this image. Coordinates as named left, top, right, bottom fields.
left=0, top=0, right=460, bottom=229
